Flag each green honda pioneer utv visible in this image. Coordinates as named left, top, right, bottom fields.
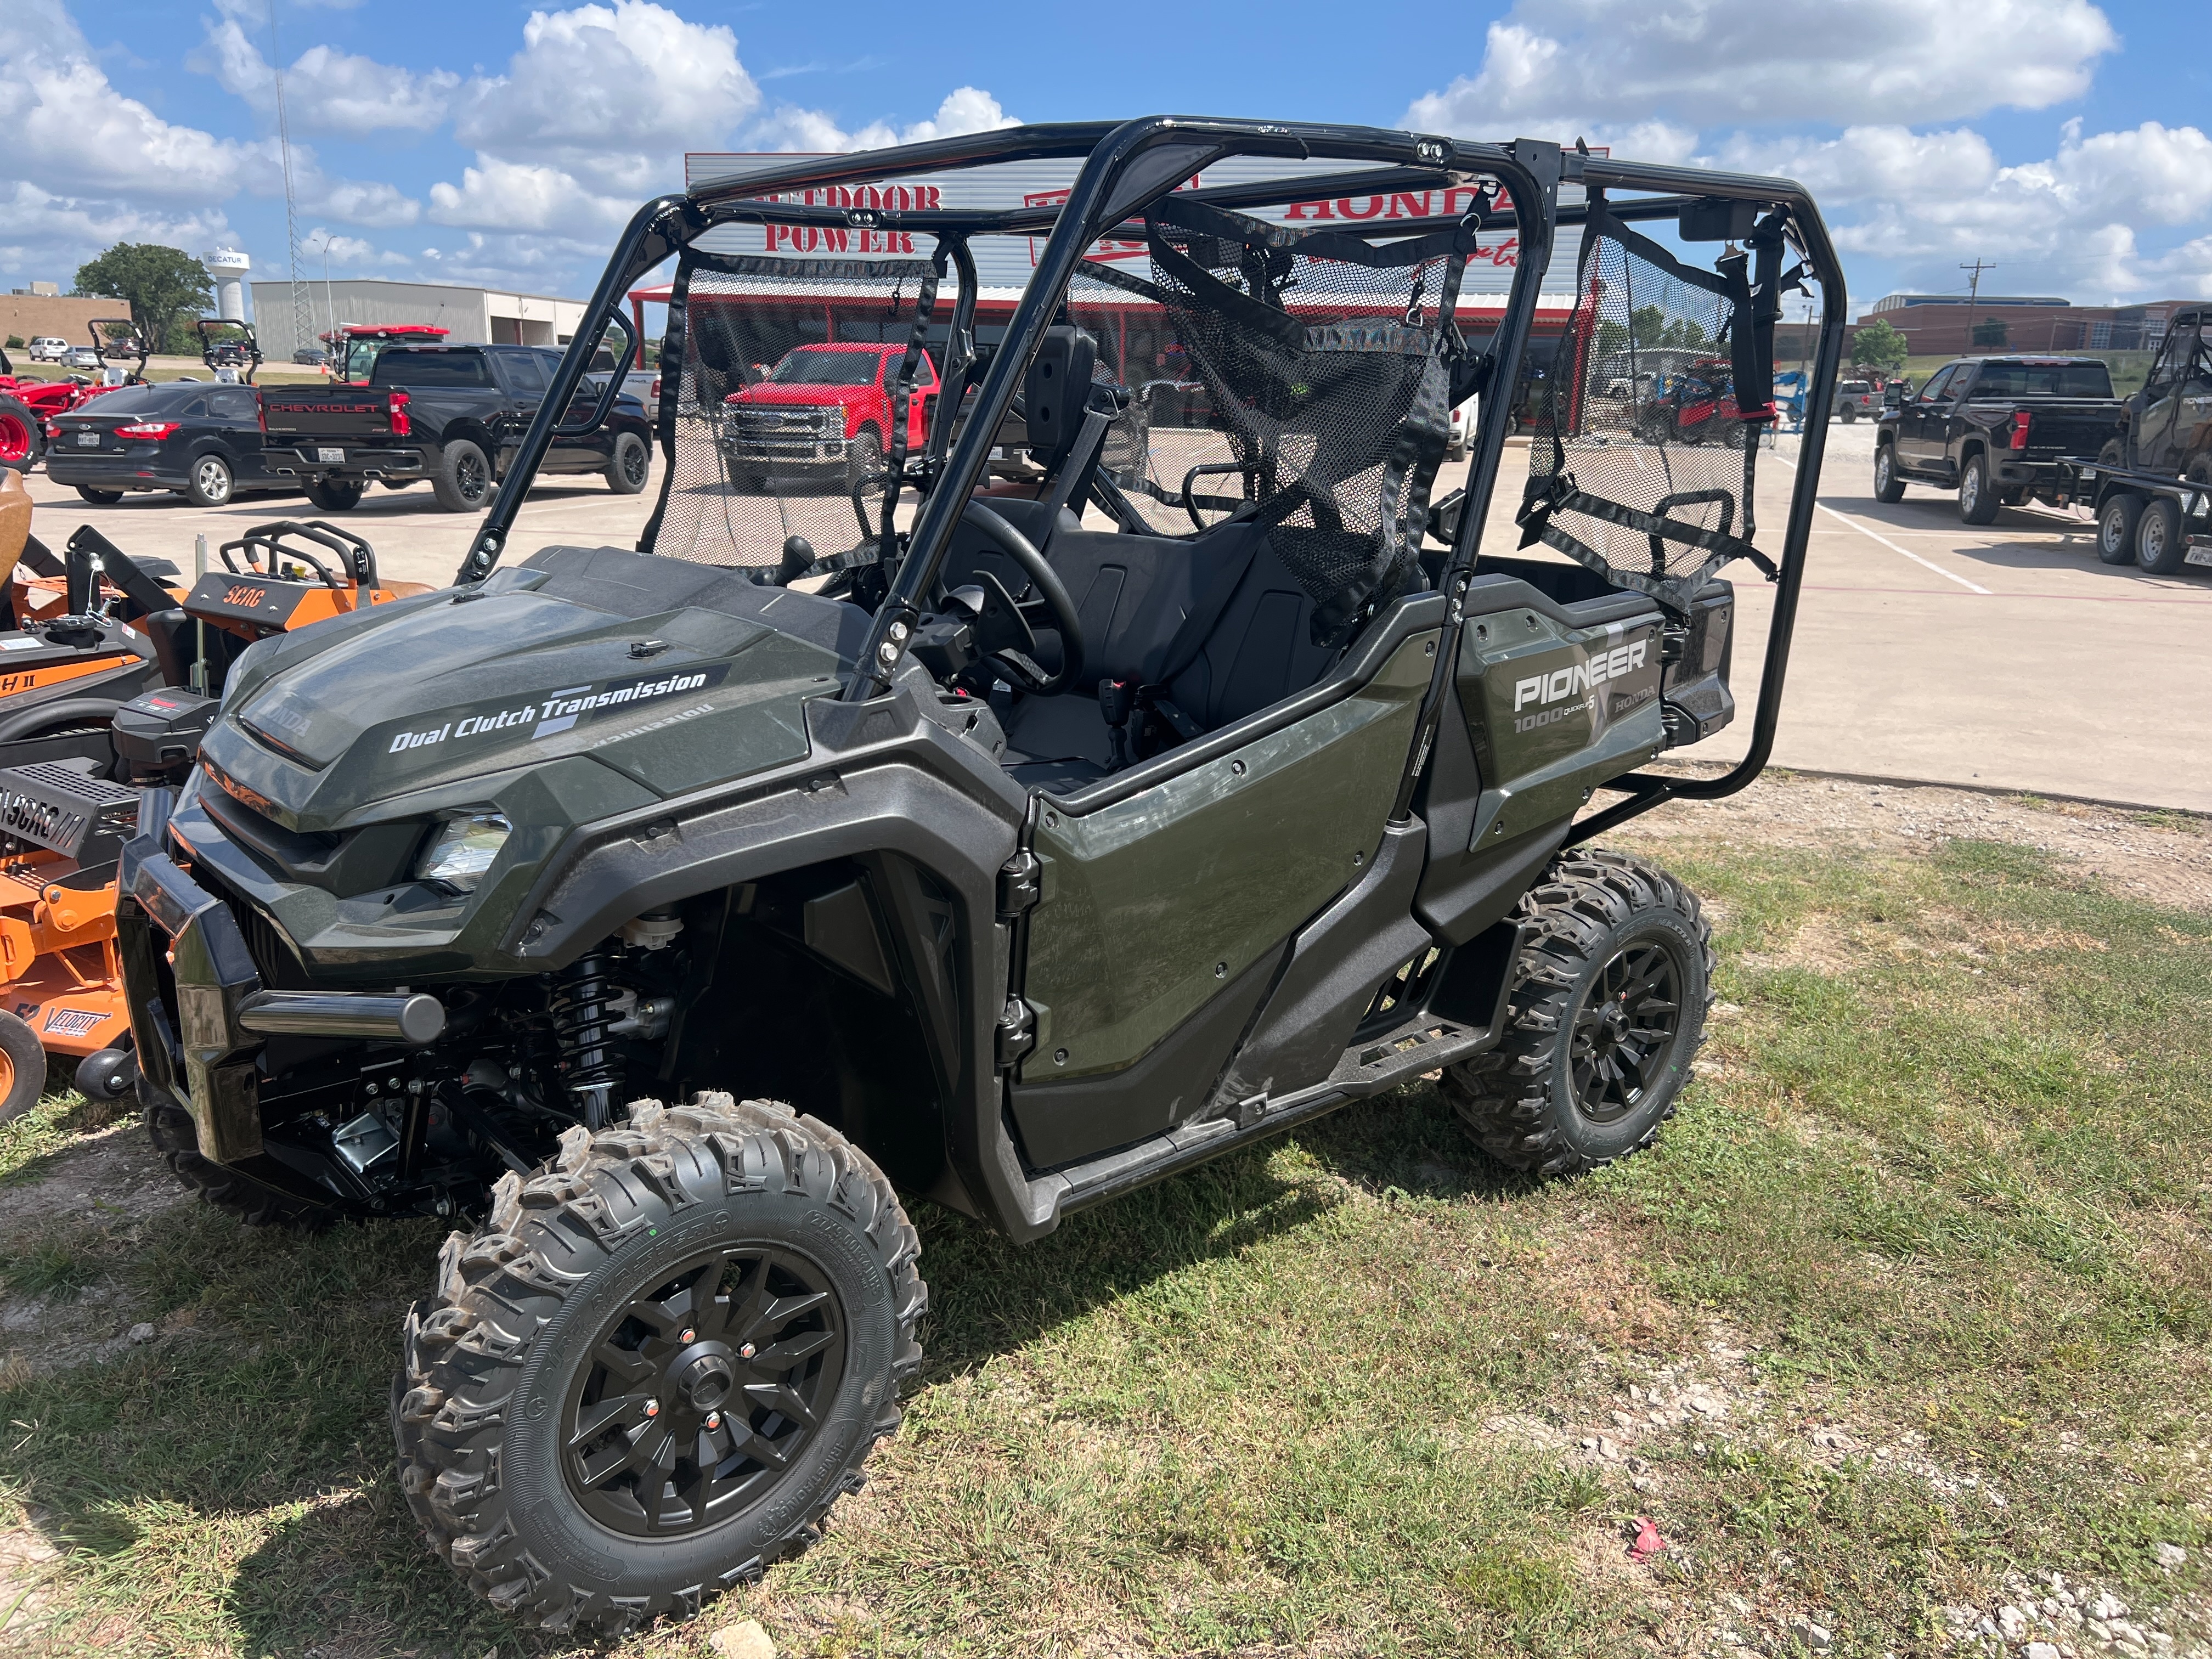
left=112, top=117, right=1845, bottom=1634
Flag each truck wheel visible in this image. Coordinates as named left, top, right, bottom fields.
left=433, top=439, right=494, bottom=512
left=76, top=487, right=123, bottom=506
left=606, top=431, right=650, bottom=495
left=2135, top=498, right=2186, bottom=575
left=0, top=394, right=40, bottom=474
left=1440, top=849, right=1714, bottom=1176
left=394, top=1094, right=925, bottom=1638
left=1839, top=403, right=1857, bottom=425
left=140, top=1077, right=346, bottom=1227
left=1957, top=453, right=1999, bottom=524
left=304, top=478, right=364, bottom=512
left=183, top=453, right=235, bottom=508
left=1872, top=442, right=1905, bottom=503
left=845, top=428, right=884, bottom=495
left=0, top=1011, right=47, bottom=1124
left=2096, top=493, right=2141, bottom=565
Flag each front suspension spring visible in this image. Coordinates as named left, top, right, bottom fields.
left=550, top=952, right=622, bottom=1128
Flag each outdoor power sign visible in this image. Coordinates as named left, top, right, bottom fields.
left=685, top=153, right=1582, bottom=295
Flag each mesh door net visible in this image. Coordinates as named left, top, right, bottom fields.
left=644, top=251, right=944, bottom=574
left=1516, top=199, right=1783, bottom=611
left=1069, top=195, right=1485, bottom=646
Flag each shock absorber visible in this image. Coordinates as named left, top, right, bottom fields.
left=550, top=952, right=622, bottom=1128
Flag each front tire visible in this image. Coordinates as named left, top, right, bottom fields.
left=845, top=428, right=884, bottom=496
left=432, top=439, right=494, bottom=512
left=142, top=1080, right=348, bottom=1227
left=1441, top=849, right=1714, bottom=1175
left=606, top=431, right=650, bottom=494
left=0, top=395, right=41, bottom=474
left=0, top=1012, right=46, bottom=1123
left=394, top=1094, right=925, bottom=1638
left=2096, top=493, right=2142, bottom=565
left=1873, top=442, right=1905, bottom=503
left=2135, top=496, right=2186, bottom=575
left=1958, top=452, right=1999, bottom=524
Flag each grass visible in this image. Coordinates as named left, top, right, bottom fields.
left=0, top=827, right=2206, bottom=1655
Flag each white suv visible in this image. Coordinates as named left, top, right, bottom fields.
left=26, top=337, right=71, bottom=362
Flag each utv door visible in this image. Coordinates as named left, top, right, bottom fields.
left=2137, top=319, right=2210, bottom=476
left=1006, top=622, right=1441, bottom=1170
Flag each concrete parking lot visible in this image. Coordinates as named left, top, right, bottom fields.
left=18, top=419, right=2212, bottom=812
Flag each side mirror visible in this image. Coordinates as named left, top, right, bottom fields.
left=1883, top=385, right=1904, bottom=409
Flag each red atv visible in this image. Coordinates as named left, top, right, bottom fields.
left=1635, top=357, right=1756, bottom=447
left=0, top=319, right=152, bottom=474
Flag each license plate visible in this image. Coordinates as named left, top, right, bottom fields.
left=75, top=431, right=98, bottom=447
left=2185, top=546, right=2212, bottom=569
left=316, top=447, right=345, bottom=464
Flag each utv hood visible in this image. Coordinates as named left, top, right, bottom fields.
left=204, top=544, right=864, bottom=831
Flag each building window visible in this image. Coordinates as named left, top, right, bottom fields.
left=2089, top=321, right=2113, bottom=349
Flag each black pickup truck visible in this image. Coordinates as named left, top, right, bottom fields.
left=258, top=343, right=653, bottom=512
left=1872, top=355, right=2125, bottom=523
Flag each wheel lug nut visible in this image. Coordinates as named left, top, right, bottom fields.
left=643, top=1398, right=659, bottom=1418
left=706, top=1412, right=721, bottom=1429
left=739, top=1343, right=755, bottom=1359
left=679, top=1328, right=696, bottom=1344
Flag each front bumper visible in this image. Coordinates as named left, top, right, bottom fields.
left=119, top=800, right=444, bottom=1165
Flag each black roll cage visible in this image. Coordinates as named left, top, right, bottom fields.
left=456, top=116, right=1848, bottom=834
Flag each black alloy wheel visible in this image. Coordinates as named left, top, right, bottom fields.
left=1567, top=938, right=1684, bottom=1125
left=563, top=1243, right=847, bottom=1538
left=607, top=431, right=650, bottom=494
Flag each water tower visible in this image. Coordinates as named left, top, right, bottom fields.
left=202, top=247, right=251, bottom=321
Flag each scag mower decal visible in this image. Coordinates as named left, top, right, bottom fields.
left=386, top=666, right=729, bottom=754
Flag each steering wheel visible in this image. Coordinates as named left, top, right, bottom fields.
left=956, top=500, right=1086, bottom=695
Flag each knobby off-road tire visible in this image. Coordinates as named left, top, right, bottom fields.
left=140, top=1080, right=346, bottom=1227
left=1442, top=849, right=1716, bottom=1176
left=393, top=1093, right=926, bottom=1639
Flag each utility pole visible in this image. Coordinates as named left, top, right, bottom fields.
left=1960, top=258, right=1996, bottom=352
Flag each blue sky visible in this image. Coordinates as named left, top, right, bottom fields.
left=4, top=0, right=2207, bottom=317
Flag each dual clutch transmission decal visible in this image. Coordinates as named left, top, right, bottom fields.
left=386, top=664, right=731, bottom=754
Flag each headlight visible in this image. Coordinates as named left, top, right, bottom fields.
left=415, top=813, right=511, bottom=890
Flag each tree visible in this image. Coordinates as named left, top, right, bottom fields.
left=1971, top=317, right=2008, bottom=349
left=1850, top=316, right=1908, bottom=375
left=72, top=244, right=212, bottom=358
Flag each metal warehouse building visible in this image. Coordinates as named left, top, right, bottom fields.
left=244, top=279, right=590, bottom=362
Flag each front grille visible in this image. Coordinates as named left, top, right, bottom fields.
left=189, top=854, right=313, bottom=990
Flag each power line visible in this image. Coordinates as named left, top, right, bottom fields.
left=1960, top=258, right=1996, bottom=348
left=270, top=1, right=313, bottom=360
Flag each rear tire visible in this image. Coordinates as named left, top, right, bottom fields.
left=1873, top=442, right=1905, bottom=503
left=2135, top=496, right=2186, bottom=575
left=432, top=439, right=494, bottom=512
left=184, top=453, right=235, bottom=508
left=2096, top=493, right=2142, bottom=565
left=1441, top=849, right=1714, bottom=1175
left=845, top=428, right=884, bottom=496
left=1839, top=403, right=1857, bottom=425
left=304, top=478, right=365, bottom=512
left=393, top=1094, right=925, bottom=1638
left=76, top=487, right=123, bottom=505
left=1958, top=453, right=1999, bottom=524
left=0, top=1012, right=46, bottom=1123
left=0, top=394, right=41, bottom=474
left=606, top=431, right=650, bottom=494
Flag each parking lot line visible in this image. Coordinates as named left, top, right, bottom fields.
left=1771, top=451, right=1992, bottom=594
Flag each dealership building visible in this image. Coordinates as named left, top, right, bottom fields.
left=244, top=278, right=591, bottom=360
left=1863, top=292, right=2196, bottom=357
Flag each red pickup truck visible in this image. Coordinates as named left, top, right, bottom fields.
left=721, top=343, right=937, bottom=493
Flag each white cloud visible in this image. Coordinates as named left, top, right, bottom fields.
left=193, top=14, right=460, bottom=138
left=302, top=228, right=409, bottom=272
left=317, top=179, right=422, bottom=229
left=752, top=86, right=1018, bottom=154
left=1404, top=0, right=2117, bottom=138
left=428, top=157, right=629, bottom=234
left=0, top=180, right=234, bottom=287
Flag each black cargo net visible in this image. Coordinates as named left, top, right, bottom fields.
left=1516, top=198, right=1788, bottom=612
left=1070, top=196, right=1485, bottom=646
left=642, top=251, right=944, bottom=575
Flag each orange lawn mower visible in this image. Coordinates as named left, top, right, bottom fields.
left=0, top=512, right=426, bottom=1118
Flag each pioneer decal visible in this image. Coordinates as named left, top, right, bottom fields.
left=386, top=665, right=730, bottom=754
left=1514, top=639, right=1647, bottom=713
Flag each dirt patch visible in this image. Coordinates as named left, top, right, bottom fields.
left=0, top=1122, right=189, bottom=1235
left=1621, top=766, right=2212, bottom=911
